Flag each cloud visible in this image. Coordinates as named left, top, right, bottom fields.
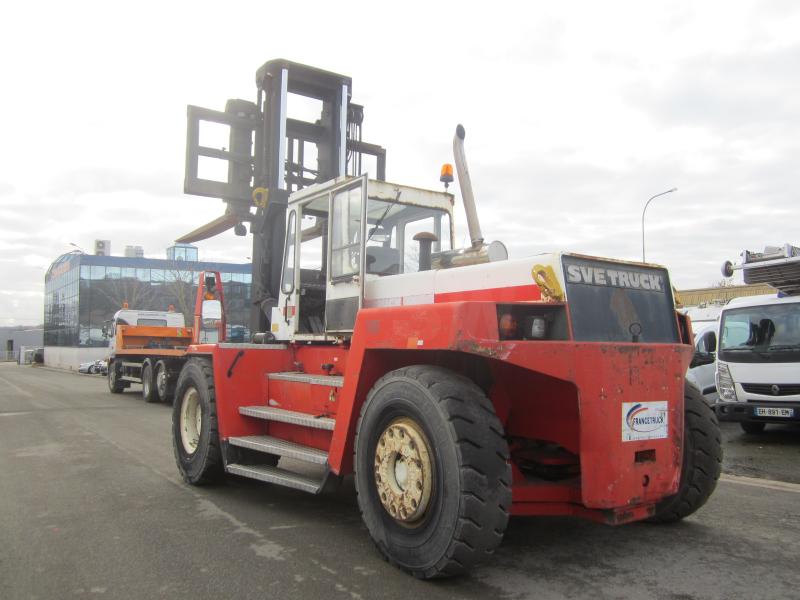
left=47, top=167, right=182, bottom=198
left=626, top=44, right=800, bottom=135
left=1, top=2, right=799, bottom=325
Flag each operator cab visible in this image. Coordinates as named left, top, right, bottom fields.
left=273, top=175, right=454, bottom=340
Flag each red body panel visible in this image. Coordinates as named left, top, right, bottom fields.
left=193, top=300, right=692, bottom=522
left=209, top=345, right=292, bottom=440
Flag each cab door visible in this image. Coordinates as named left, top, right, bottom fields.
left=326, top=175, right=367, bottom=333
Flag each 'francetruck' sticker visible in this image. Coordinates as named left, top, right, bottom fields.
left=622, top=401, right=669, bottom=442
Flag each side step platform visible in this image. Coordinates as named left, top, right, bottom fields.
left=229, top=435, right=328, bottom=465
left=226, top=463, right=324, bottom=494
left=224, top=406, right=337, bottom=494
left=239, top=406, right=335, bottom=430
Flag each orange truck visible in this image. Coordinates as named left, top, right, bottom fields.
left=106, top=271, right=226, bottom=402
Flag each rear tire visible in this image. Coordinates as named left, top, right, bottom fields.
left=155, top=361, right=174, bottom=403
left=740, top=421, right=766, bottom=434
left=172, top=358, right=224, bottom=485
left=354, top=365, right=511, bottom=579
left=108, top=362, right=125, bottom=394
left=142, top=362, right=158, bottom=403
left=648, top=381, right=722, bottom=523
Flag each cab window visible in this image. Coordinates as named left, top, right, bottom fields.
left=330, top=186, right=362, bottom=280
left=281, top=210, right=297, bottom=294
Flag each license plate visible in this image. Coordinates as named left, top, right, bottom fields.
left=754, top=407, right=795, bottom=418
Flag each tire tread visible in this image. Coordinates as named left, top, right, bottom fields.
left=355, top=365, right=511, bottom=579
left=172, top=357, right=224, bottom=485
left=648, top=382, right=722, bottom=523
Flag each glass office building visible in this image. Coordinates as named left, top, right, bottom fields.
left=44, top=247, right=251, bottom=347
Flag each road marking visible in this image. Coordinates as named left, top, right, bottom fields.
left=0, top=375, right=32, bottom=397
left=720, top=474, right=800, bottom=494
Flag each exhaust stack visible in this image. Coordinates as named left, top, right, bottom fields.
left=453, top=124, right=484, bottom=249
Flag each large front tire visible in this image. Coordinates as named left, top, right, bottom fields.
left=354, top=365, right=511, bottom=579
left=172, top=358, right=223, bottom=485
left=649, top=381, right=722, bottom=523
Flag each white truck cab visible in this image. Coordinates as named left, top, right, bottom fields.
left=105, top=309, right=186, bottom=354
left=715, top=294, right=800, bottom=433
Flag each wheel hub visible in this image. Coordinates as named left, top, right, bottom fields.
left=180, top=387, right=201, bottom=455
left=374, top=418, right=432, bottom=525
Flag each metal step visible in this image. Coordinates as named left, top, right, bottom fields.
left=226, top=463, right=322, bottom=494
left=239, top=406, right=335, bottom=431
left=228, top=435, right=328, bottom=465
left=269, top=371, right=344, bottom=387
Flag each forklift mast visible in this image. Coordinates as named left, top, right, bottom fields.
left=181, top=59, right=386, bottom=334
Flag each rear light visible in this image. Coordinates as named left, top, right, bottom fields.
left=526, top=316, right=547, bottom=339
left=496, top=304, right=567, bottom=341
left=498, top=313, right=519, bottom=340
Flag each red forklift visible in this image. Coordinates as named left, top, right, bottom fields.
left=172, top=59, right=721, bottom=578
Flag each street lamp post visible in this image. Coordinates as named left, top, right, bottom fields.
left=641, top=187, right=677, bottom=263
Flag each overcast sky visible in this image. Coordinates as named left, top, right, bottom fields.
left=1, top=1, right=798, bottom=326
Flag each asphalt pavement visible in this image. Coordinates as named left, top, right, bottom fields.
left=1, top=363, right=799, bottom=600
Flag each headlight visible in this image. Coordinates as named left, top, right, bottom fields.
left=717, top=362, right=738, bottom=402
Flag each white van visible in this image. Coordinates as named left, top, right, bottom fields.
left=686, top=320, right=719, bottom=404
left=715, top=294, right=800, bottom=433
left=683, top=304, right=722, bottom=404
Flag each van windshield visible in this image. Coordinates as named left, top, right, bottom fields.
left=719, top=302, right=800, bottom=363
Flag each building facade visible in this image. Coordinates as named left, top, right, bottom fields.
left=44, top=245, right=251, bottom=369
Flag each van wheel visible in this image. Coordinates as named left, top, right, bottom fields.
left=172, top=358, right=224, bottom=485
left=108, top=362, right=125, bottom=394
left=354, top=365, right=511, bottom=578
left=142, top=362, right=158, bottom=403
left=740, top=421, right=766, bottom=434
left=648, top=381, right=722, bottom=523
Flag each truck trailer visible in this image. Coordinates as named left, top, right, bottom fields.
left=106, top=271, right=227, bottom=403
